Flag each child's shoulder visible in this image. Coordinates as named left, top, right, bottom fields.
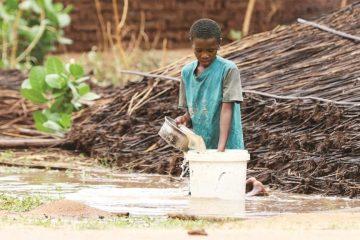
left=181, top=60, right=197, bottom=75
left=216, top=56, right=237, bottom=70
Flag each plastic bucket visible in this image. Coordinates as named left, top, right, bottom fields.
left=185, top=150, right=250, bottom=200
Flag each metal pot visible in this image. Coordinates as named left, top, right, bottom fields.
left=158, top=116, right=189, bottom=152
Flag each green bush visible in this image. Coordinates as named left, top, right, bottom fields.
left=0, top=0, right=72, bottom=69
left=21, top=56, right=100, bottom=136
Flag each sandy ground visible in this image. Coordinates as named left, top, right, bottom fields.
left=0, top=227, right=359, bottom=240
left=1, top=208, right=359, bottom=240
left=26, top=200, right=117, bottom=219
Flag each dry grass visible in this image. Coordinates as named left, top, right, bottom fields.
left=56, top=49, right=191, bottom=86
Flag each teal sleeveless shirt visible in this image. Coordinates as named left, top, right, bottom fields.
left=180, top=56, right=245, bottom=149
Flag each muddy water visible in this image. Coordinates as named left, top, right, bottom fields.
left=0, top=167, right=359, bottom=217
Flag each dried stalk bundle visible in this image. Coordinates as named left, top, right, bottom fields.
left=0, top=70, right=40, bottom=138
left=69, top=4, right=360, bottom=196
left=242, top=94, right=359, bottom=197
left=70, top=79, right=183, bottom=174
left=0, top=69, right=26, bottom=90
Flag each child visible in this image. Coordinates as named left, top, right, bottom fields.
left=176, top=19, right=267, bottom=196
left=175, top=18, right=244, bottom=152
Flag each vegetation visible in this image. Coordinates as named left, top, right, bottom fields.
left=20, top=56, right=99, bottom=135
left=0, top=0, right=72, bottom=69
left=84, top=47, right=170, bottom=86
left=0, top=194, right=52, bottom=212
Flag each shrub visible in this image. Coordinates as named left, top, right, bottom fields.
left=21, top=56, right=99, bottom=135
left=0, top=0, right=72, bottom=69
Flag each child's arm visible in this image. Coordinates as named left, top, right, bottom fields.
left=175, top=77, right=190, bottom=126
left=219, top=67, right=243, bottom=151
left=218, top=102, right=233, bottom=152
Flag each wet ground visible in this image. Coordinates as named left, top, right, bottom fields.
left=1, top=166, right=359, bottom=218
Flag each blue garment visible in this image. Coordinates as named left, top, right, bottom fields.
left=180, top=56, right=245, bottom=149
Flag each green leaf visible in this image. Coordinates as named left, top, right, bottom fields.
left=19, top=25, right=42, bottom=42
left=45, top=74, right=64, bottom=89
left=43, top=121, right=62, bottom=132
left=58, top=37, right=72, bottom=45
left=52, top=90, right=66, bottom=98
left=33, top=111, right=47, bottom=124
left=58, top=113, right=71, bottom=129
left=5, top=0, right=18, bottom=11
left=21, top=88, right=48, bottom=104
left=33, top=111, right=52, bottom=133
left=77, top=83, right=90, bottom=96
left=57, top=13, right=70, bottom=27
left=75, top=76, right=90, bottom=83
left=63, top=103, right=74, bottom=113
left=80, top=92, right=100, bottom=101
left=19, top=0, right=31, bottom=10
left=43, top=120, right=64, bottom=132
left=228, top=29, right=242, bottom=41
left=45, top=56, right=65, bottom=74
left=63, top=4, right=73, bottom=14
left=69, top=64, right=84, bottom=78
left=50, top=94, right=63, bottom=110
left=43, top=0, right=59, bottom=25
left=30, top=0, right=42, bottom=13
left=68, top=81, right=79, bottom=99
left=21, top=79, right=32, bottom=89
left=53, top=2, right=63, bottom=11
left=29, top=66, right=46, bottom=92
left=43, top=109, right=60, bottom=122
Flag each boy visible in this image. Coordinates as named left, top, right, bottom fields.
left=175, top=18, right=244, bottom=152
left=176, top=19, right=267, bottom=196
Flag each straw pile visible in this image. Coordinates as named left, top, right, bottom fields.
left=0, top=70, right=39, bottom=138
left=69, top=3, right=360, bottom=197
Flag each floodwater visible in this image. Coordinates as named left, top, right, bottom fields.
left=0, top=167, right=359, bottom=218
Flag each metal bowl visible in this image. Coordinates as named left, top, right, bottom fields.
left=158, top=116, right=189, bottom=152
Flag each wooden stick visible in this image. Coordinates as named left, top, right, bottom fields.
left=0, top=138, right=64, bottom=148
left=113, top=0, right=129, bottom=68
left=117, top=0, right=128, bottom=31
left=297, top=18, right=360, bottom=42
left=341, top=0, right=348, bottom=8
left=17, top=128, right=55, bottom=137
left=119, top=70, right=181, bottom=81
left=10, top=9, right=22, bottom=68
left=244, top=90, right=360, bottom=106
left=16, top=10, right=46, bottom=63
left=242, top=0, right=257, bottom=36
left=94, top=0, right=108, bottom=50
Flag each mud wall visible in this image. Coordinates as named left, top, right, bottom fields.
left=59, top=0, right=356, bottom=51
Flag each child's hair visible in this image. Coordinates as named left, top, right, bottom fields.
left=189, top=18, right=221, bottom=43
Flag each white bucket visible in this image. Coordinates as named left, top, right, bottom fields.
left=185, top=150, right=250, bottom=200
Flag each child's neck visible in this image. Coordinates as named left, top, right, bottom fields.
left=195, top=64, right=206, bottom=76
left=195, top=57, right=216, bottom=76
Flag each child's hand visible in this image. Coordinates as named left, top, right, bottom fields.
left=217, top=146, right=225, bottom=152
left=175, top=112, right=190, bottom=126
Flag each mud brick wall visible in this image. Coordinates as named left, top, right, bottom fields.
left=59, top=0, right=355, bottom=52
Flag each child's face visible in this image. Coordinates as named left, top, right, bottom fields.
left=192, top=38, right=219, bottom=67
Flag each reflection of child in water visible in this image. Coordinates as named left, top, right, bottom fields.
left=175, top=19, right=267, bottom=196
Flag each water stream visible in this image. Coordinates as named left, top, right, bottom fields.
left=0, top=167, right=359, bottom=217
